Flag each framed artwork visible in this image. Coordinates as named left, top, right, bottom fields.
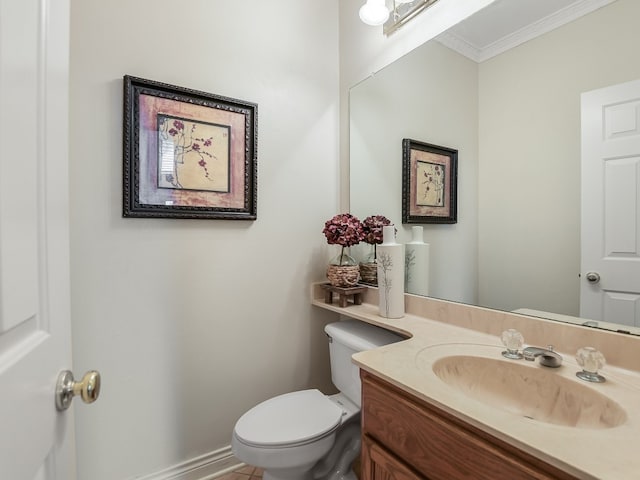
left=402, top=139, right=457, bottom=224
left=123, top=75, right=257, bottom=219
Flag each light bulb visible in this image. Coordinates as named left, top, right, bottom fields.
left=359, top=0, right=390, bottom=26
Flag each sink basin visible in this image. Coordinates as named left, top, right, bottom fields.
left=432, top=355, right=626, bottom=429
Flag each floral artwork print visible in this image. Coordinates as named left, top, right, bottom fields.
left=157, top=114, right=230, bottom=193
left=416, top=160, right=445, bottom=207
left=402, top=139, right=457, bottom=224
left=127, top=79, right=256, bottom=219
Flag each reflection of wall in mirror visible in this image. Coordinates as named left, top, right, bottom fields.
left=350, top=0, right=640, bottom=324
left=478, top=0, right=640, bottom=318
left=350, top=39, right=478, bottom=305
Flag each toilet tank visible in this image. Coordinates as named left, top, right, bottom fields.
left=324, top=320, right=403, bottom=407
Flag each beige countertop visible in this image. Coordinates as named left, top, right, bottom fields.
left=312, top=284, right=640, bottom=480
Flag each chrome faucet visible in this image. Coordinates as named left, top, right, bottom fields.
left=523, top=345, right=562, bottom=368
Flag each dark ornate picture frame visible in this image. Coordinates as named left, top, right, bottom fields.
left=402, top=138, right=457, bottom=224
left=123, top=75, right=257, bottom=219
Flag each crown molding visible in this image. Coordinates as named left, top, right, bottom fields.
left=437, top=0, right=616, bottom=63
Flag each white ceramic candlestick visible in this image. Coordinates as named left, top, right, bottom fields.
left=377, top=225, right=405, bottom=318
left=405, top=226, right=430, bottom=296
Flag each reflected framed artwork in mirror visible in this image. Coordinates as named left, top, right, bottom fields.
left=402, top=139, right=457, bottom=224
left=123, top=75, right=257, bottom=220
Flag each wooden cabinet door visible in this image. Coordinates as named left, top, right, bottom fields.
left=362, top=435, right=428, bottom=480
left=361, top=370, right=577, bottom=480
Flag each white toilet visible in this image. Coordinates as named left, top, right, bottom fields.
left=231, top=320, right=403, bottom=480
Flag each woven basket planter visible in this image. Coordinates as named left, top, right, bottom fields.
left=359, top=262, right=377, bottom=285
left=326, top=264, right=360, bottom=287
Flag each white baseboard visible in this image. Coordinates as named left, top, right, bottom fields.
left=131, top=446, right=243, bottom=480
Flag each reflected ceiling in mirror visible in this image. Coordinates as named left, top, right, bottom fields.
left=349, top=0, right=640, bottom=335
left=436, top=0, right=610, bottom=61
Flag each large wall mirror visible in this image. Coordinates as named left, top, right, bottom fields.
left=350, top=0, right=640, bottom=334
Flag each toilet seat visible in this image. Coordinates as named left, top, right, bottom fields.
left=234, top=389, right=343, bottom=448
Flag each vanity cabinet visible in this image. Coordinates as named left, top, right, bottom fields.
left=362, top=435, right=423, bottom=480
left=360, top=370, right=578, bottom=480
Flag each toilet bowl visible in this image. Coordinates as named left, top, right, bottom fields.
left=232, top=390, right=359, bottom=480
left=231, top=320, right=403, bottom=480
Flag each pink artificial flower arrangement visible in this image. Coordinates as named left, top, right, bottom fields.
left=361, top=215, right=392, bottom=260
left=322, top=213, right=364, bottom=265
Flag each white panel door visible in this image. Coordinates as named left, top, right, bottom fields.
left=0, top=0, right=75, bottom=479
left=581, top=78, right=640, bottom=328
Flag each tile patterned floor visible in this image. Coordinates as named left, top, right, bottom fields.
left=217, top=465, right=263, bottom=479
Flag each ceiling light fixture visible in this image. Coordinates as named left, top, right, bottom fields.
left=359, top=0, right=390, bottom=26
left=359, top=0, right=440, bottom=34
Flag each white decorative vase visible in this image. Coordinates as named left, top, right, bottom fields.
left=405, top=226, right=430, bottom=296
left=377, top=225, right=405, bottom=318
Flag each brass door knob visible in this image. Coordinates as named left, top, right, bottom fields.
left=56, top=370, right=101, bottom=411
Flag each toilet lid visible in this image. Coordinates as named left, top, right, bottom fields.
left=234, top=389, right=343, bottom=447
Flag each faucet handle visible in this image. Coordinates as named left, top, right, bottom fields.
left=575, top=347, right=606, bottom=383
left=501, top=329, right=524, bottom=359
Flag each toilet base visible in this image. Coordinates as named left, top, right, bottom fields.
left=312, top=421, right=361, bottom=480
left=262, top=470, right=357, bottom=480
left=262, top=466, right=316, bottom=480
left=239, top=420, right=362, bottom=480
